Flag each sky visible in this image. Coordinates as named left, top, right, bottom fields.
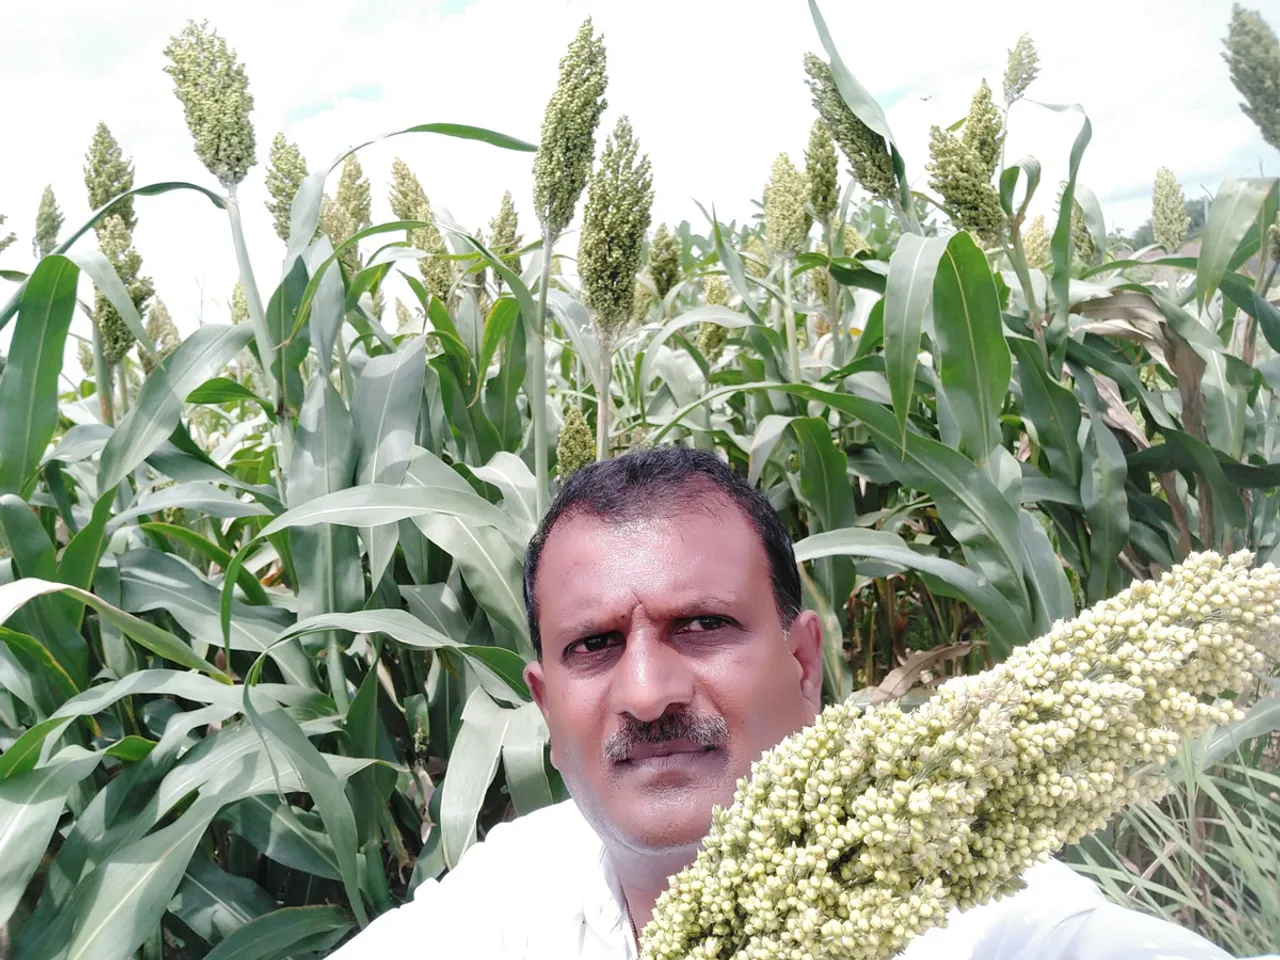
left=1, top=0, right=1278, bottom=358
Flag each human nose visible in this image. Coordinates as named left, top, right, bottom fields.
left=611, top=626, right=695, bottom=724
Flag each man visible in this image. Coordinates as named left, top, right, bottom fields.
left=331, top=447, right=1270, bottom=959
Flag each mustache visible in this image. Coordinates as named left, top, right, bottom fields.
left=603, top=710, right=729, bottom=763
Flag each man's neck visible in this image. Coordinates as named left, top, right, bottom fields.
left=608, top=843, right=700, bottom=938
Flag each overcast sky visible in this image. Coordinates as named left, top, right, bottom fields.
left=2, top=0, right=1278, bottom=353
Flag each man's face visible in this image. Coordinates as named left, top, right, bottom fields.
left=524, top=495, right=823, bottom=856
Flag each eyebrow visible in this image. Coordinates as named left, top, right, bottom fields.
left=555, top=595, right=740, bottom=643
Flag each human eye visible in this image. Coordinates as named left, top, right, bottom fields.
left=564, top=633, right=621, bottom=660
left=676, top=615, right=731, bottom=634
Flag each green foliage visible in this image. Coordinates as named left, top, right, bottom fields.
left=2, top=5, right=1279, bottom=957
left=162, top=20, right=257, bottom=187
left=32, top=185, right=63, bottom=258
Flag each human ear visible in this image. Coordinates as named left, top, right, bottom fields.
left=786, top=609, right=825, bottom=708
left=524, top=659, right=561, bottom=770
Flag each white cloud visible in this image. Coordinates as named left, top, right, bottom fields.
left=1, top=0, right=1276, bottom=363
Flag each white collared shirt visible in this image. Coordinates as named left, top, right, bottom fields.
left=327, top=799, right=1269, bottom=960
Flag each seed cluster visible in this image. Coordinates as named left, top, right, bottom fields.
left=640, top=551, right=1280, bottom=960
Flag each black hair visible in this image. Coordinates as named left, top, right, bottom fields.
left=522, top=446, right=802, bottom=656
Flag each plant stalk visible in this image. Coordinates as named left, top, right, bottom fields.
left=1005, top=232, right=1048, bottom=366
left=596, top=336, right=612, bottom=460
left=782, top=260, right=801, bottom=382
left=92, top=324, right=114, bottom=427
left=531, top=236, right=554, bottom=516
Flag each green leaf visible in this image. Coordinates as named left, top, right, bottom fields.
left=1190, top=697, right=1280, bottom=771
left=1196, top=177, right=1278, bottom=311
left=57, top=487, right=117, bottom=594
left=787, top=418, right=855, bottom=609
left=1039, top=101, right=1092, bottom=354
left=415, top=515, right=532, bottom=657
left=306, top=236, right=348, bottom=372
left=241, top=686, right=368, bottom=927
left=1011, top=337, right=1082, bottom=486
left=807, top=0, right=918, bottom=231
left=474, top=297, right=520, bottom=401
left=999, top=157, right=1041, bottom=221
left=351, top=336, right=426, bottom=584
left=1163, top=429, right=1247, bottom=531
left=168, top=854, right=277, bottom=947
left=110, top=482, right=272, bottom=529
left=0, top=256, right=78, bottom=495
left=285, top=123, right=538, bottom=264
left=265, top=256, right=311, bottom=414
left=117, top=550, right=311, bottom=688
left=469, top=453, right=539, bottom=542
left=278, top=609, right=527, bottom=703
left=261, top=481, right=515, bottom=540
left=218, top=795, right=340, bottom=880
left=639, top=306, right=755, bottom=392
left=882, top=234, right=949, bottom=442
left=0, top=627, right=80, bottom=714
left=67, top=250, right=154, bottom=356
left=502, top=702, right=555, bottom=816
left=202, top=905, right=351, bottom=960
left=98, top=324, right=254, bottom=491
left=1075, top=373, right=1130, bottom=603
left=440, top=688, right=512, bottom=868
left=0, top=579, right=230, bottom=683
left=794, top=528, right=1026, bottom=654
left=137, top=522, right=269, bottom=605
left=46, top=794, right=223, bottom=960
left=286, top=377, right=364, bottom=680
left=0, top=182, right=226, bottom=334
left=1016, top=510, right=1074, bottom=632
left=0, top=494, right=88, bottom=683
left=187, top=377, right=276, bottom=421
left=0, top=671, right=239, bottom=780
left=0, top=746, right=103, bottom=927
left=931, top=232, right=1011, bottom=465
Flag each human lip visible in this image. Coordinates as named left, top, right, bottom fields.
left=620, top=739, right=716, bottom=763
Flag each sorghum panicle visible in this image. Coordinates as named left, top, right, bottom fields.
left=533, top=18, right=609, bottom=240
left=642, top=551, right=1280, bottom=960
left=804, top=54, right=897, bottom=202
left=162, top=20, right=256, bottom=187
left=1002, top=34, right=1040, bottom=106
left=1152, top=167, right=1191, bottom=254
left=764, top=154, right=811, bottom=261
left=578, top=116, right=654, bottom=341
left=556, top=404, right=596, bottom=479
left=649, top=223, right=681, bottom=299
left=265, top=133, right=309, bottom=242
left=1223, top=4, right=1280, bottom=151
left=806, top=120, right=840, bottom=226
